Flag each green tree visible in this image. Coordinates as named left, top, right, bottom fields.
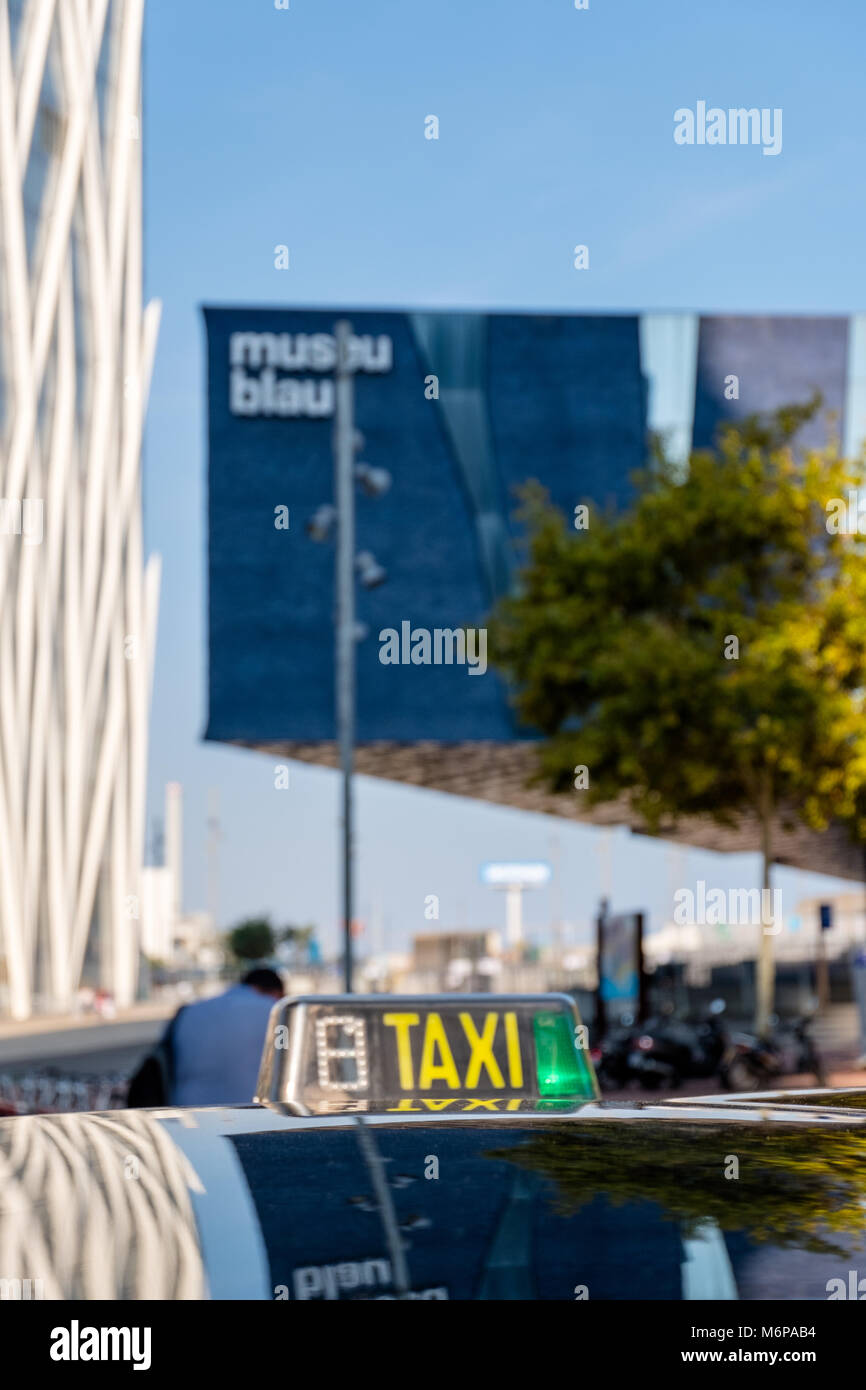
left=490, top=402, right=866, bottom=1032
left=227, top=916, right=276, bottom=963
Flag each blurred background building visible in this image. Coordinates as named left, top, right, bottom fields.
left=0, top=0, right=159, bottom=1017
left=140, top=782, right=219, bottom=977
left=204, top=307, right=866, bottom=882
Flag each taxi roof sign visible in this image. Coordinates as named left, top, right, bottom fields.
left=255, top=993, right=598, bottom=1115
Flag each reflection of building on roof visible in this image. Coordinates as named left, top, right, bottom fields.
left=206, top=308, right=866, bottom=880
left=0, top=1111, right=205, bottom=1299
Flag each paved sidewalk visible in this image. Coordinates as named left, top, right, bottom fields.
left=0, top=998, right=175, bottom=1042
left=0, top=1003, right=177, bottom=1071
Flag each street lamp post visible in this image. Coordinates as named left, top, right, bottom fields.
left=334, top=321, right=356, bottom=993
left=308, top=320, right=391, bottom=993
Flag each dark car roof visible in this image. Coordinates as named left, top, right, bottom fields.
left=666, top=1085, right=866, bottom=1112
left=4, top=1092, right=866, bottom=1299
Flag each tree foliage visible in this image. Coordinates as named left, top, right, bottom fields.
left=489, top=402, right=866, bottom=1026
left=227, top=917, right=276, bottom=962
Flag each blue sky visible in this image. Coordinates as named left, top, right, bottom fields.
left=142, top=0, right=866, bottom=952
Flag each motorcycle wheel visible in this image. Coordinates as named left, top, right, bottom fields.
left=723, top=1057, right=767, bottom=1093
left=637, top=1071, right=666, bottom=1090
left=597, top=1067, right=625, bottom=1091
left=805, top=1051, right=828, bottom=1087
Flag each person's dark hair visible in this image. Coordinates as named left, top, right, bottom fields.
left=240, top=968, right=284, bottom=997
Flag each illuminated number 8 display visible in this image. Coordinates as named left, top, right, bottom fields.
left=314, top=1014, right=369, bottom=1091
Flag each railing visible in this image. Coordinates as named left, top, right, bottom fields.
left=0, top=1070, right=128, bottom=1116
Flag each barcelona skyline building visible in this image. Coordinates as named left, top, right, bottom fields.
left=0, top=0, right=159, bottom=1017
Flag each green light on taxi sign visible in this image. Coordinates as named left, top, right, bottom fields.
left=533, top=1011, right=595, bottom=1099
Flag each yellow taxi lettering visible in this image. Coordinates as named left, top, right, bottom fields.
left=460, top=1012, right=505, bottom=1089
left=418, top=1013, right=461, bottom=1089
left=462, top=1098, right=499, bottom=1112
left=386, top=1099, right=423, bottom=1111
left=506, top=1098, right=522, bottom=1111
left=421, top=1099, right=457, bottom=1111
left=504, top=1011, right=524, bottom=1089
left=383, top=1012, right=420, bottom=1090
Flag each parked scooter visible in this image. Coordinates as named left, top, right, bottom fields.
left=720, top=1014, right=826, bottom=1092
left=627, top=999, right=729, bottom=1090
left=591, top=1014, right=640, bottom=1089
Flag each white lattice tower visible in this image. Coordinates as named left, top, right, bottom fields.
left=0, top=0, right=160, bottom=1018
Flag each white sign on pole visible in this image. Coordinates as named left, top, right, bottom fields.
left=480, top=862, right=552, bottom=887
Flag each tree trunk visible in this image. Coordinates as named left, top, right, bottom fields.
left=755, top=811, right=775, bottom=1036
